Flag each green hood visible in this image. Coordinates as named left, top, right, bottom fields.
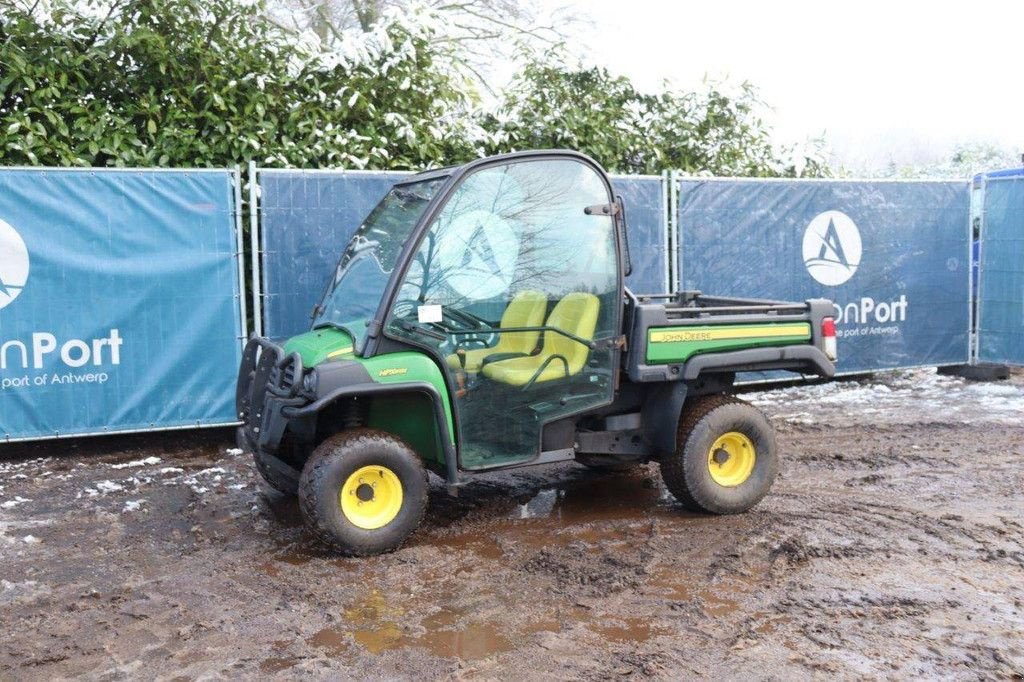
left=283, top=327, right=355, bottom=367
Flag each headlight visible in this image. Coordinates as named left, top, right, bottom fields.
left=302, top=368, right=318, bottom=396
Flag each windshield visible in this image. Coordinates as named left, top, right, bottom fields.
left=313, top=177, right=447, bottom=350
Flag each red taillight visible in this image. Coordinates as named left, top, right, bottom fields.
left=821, top=317, right=837, bottom=360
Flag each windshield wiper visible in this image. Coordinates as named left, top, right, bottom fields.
left=397, top=320, right=445, bottom=341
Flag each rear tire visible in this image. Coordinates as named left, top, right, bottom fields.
left=299, top=429, right=428, bottom=557
left=660, top=395, right=778, bottom=515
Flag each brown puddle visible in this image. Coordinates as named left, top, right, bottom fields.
left=590, top=616, right=670, bottom=643
left=351, top=624, right=405, bottom=654
left=512, top=474, right=676, bottom=525
left=645, top=567, right=752, bottom=617
left=306, top=590, right=563, bottom=661
left=429, top=533, right=505, bottom=560
left=415, top=620, right=514, bottom=660
left=308, top=627, right=354, bottom=656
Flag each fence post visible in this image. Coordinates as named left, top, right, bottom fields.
left=660, top=170, right=671, bottom=293
left=232, top=165, right=248, bottom=348
left=669, top=169, right=680, bottom=291
left=248, top=160, right=263, bottom=337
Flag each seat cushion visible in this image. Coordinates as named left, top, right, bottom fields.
left=480, top=354, right=570, bottom=386
left=446, top=346, right=502, bottom=373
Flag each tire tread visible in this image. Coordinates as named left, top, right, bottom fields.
left=298, top=429, right=428, bottom=557
left=661, top=394, right=763, bottom=512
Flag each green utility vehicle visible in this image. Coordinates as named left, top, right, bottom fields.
left=236, top=150, right=837, bottom=556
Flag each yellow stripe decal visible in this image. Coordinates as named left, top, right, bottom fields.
left=326, top=346, right=354, bottom=358
left=649, top=324, right=810, bottom=344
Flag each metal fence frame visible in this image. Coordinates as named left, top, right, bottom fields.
left=5, top=162, right=1013, bottom=443
left=248, top=167, right=1002, bottom=373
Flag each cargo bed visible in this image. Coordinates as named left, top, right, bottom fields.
left=624, top=290, right=837, bottom=383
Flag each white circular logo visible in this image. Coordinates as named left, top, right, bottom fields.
left=0, top=218, right=29, bottom=309
left=802, top=210, right=861, bottom=286
left=435, top=209, right=520, bottom=300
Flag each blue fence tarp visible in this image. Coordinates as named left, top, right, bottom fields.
left=0, top=169, right=244, bottom=440
left=977, top=176, right=1024, bottom=365
left=677, top=179, right=971, bottom=374
left=611, top=175, right=668, bottom=295
left=259, top=170, right=404, bottom=338
left=259, top=170, right=669, bottom=338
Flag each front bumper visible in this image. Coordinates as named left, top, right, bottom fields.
left=236, top=336, right=307, bottom=453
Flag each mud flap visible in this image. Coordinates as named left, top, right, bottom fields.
left=641, top=383, right=688, bottom=457
left=259, top=450, right=301, bottom=486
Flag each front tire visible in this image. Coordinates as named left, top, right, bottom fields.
left=298, top=429, right=428, bottom=556
left=660, top=395, right=778, bottom=515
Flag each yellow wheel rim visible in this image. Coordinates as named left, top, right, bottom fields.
left=707, top=431, right=756, bottom=487
left=340, top=465, right=404, bottom=530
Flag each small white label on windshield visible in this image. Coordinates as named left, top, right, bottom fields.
left=417, top=304, right=443, bottom=324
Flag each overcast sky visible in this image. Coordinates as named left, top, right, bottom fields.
left=562, top=0, right=1023, bottom=172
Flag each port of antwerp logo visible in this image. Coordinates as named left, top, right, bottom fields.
left=0, top=218, right=30, bottom=310
left=802, top=210, right=862, bottom=286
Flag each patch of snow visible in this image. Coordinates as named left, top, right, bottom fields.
left=225, top=448, right=244, bottom=456
left=111, top=456, right=161, bottom=469
left=750, top=368, right=1024, bottom=427
left=122, top=500, right=146, bottom=513
left=95, top=480, right=124, bottom=494
left=0, top=497, right=31, bottom=510
left=22, top=535, right=40, bottom=544
left=159, top=467, right=184, bottom=474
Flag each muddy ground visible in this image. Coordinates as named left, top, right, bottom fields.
left=1, top=368, right=1023, bottom=680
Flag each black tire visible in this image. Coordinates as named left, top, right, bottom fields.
left=253, top=446, right=300, bottom=496
left=660, top=394, right=778, bottom=515
left=298, top=429, right=428, bottom=557
left=576, top=454, right=643, bottom=472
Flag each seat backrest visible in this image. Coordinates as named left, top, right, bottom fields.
left=544, top=292, right=600, bottom=374
left=494, top=290, right=547, bottom=354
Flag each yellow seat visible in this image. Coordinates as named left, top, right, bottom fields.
left=445, top=290, right=547, bottom=373
left=482, top=292, right=600, bottom=386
